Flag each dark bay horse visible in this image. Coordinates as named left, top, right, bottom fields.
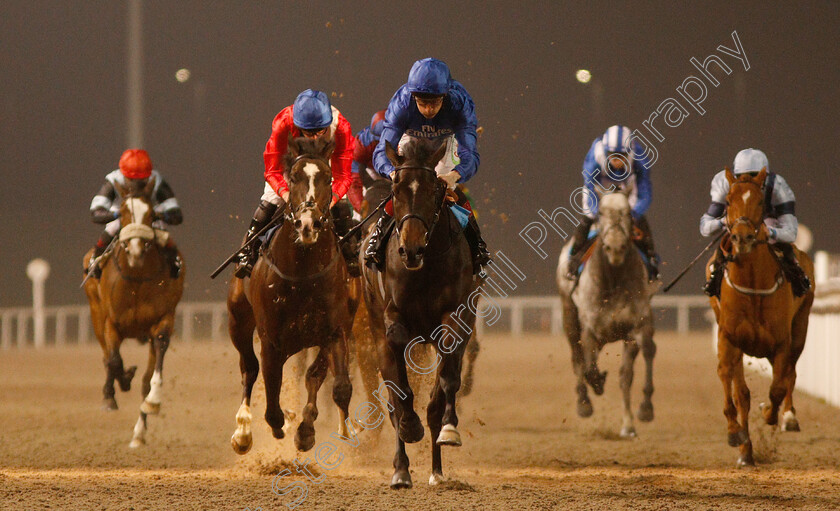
left=228, top=136, right=355, bottom=455
left=360, top=137, right=477, bottom=489
left=82, top=177, right=185, bottom=448
left=709, top=168, right=815, bottom=466
left=556, top=189, right=657, bottom=438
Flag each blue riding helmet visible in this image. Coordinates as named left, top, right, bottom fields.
left=406, top=58, right=452, bottom=96
left=293, top=89, right=332, bottom=130
left=601, top=124, right=633, bottom=154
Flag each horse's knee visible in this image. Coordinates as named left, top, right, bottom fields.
left=642, top=339, right=656, bottom=358
left=769, top=384, right=786, bottom=405
left=332, top=379, right=352, bottom=409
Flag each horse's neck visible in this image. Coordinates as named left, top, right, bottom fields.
left=112, top=243, right=163, bottom=277
left=588, top=243, right=640, bottom=292
left=726, top=244, right=779, bottom=287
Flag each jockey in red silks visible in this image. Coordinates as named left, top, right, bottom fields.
left=234, top=89, right=357, bottom=278
left=352, top=110, right=392, bottom=207
left=87, top=149, right=183, bottom=279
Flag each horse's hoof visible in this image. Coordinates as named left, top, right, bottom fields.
left=390, top=470, right=413, bottom=489
left=577, top=399, right=593, bottom=418
left=295, top=423, right=316, bottom=451
left=140, top=400, right=160, bottom=415
left=781, top=411, right=800, bottom=432
left=119, top=366, right=137, bottom=392
left=128, top=437, right=145, bottom=449
left=429, top=472, right=446, bottom=486
left=436, top=424, right=462, bottom=447
left=620, top=425, right=637, bottom=439
left=728, top=430, right=748, bottom=447
left=231, top=432, right=252, bottom=455
left=637, top=401, right=654, bottom=422
left=398, top=413, right=425, bottom=444
left=736, top=454, right=755, bottom=468
left=101, top=397, right=118, bottom=411
left=586, top=370, right=607, bottom=395
left=759, top=402, right=779, bottom=426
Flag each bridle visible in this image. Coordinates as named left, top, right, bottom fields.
left=285, top=154, right=332, bottom=226
left=393, top=164, right=447, bottom=249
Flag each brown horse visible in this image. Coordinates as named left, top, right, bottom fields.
left=709, top=167, right=815, bottom=466
left=228, top=136, right=355, bottom=455
left=82, top=176, right=185, bottom=448
left=360, top=137, right=477, bottom=489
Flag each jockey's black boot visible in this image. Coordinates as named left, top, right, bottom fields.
left=234, top=200, right=278, bottom=279
left=161, top=242, right=182, bottom=279
left=633, top=215, right=660, bottom=282
left=703, top=247, right=726, bottom=298
left=364, top=212, right=394, bottom=271
left=464, top=214, right=491, bottom=275
left=331, top=200, right=361, bottom=278
left=88, top=231, right=114, bottom=279
left=776, top=243, right=811, bottom=297
left=566, top=216, right=594, bottom=280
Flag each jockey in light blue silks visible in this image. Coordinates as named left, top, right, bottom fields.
left=566, top=125, right=659, bottom=281
left=364, top=57, right=490, bottom=273
left=700, top=148, right=811, bottom=297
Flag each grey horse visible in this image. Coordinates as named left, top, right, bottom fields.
left=556, top=190, right=658, bottom=438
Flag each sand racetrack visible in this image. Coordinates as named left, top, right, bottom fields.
left=1, top=330, right=839, bottom=510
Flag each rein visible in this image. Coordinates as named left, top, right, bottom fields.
left=263, top=248, right=341, bottom=282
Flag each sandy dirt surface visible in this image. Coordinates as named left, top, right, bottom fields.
left=1, top=330, right=839, bottom=510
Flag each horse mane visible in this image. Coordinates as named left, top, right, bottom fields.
left=400, top=137, right=445, bottom=167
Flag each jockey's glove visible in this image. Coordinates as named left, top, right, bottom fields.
left=92, top=207, right=117, bottom=224
left=439, top=171, right=461, bottom=188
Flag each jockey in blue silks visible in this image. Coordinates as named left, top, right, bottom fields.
left=700, top=148, right=810, bottom=297
left=364, top=57, right=490, bottom=273
left=565, top=125, right=659, bottom=281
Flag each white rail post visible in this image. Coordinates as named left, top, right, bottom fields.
left=814, top=251, right=829, bottom=284
left=79, top=309, right=91, bottom=344
left=26, top=259, right=50, bottom=348
left=55, top=310, right=67, bottom=346
left=16, top=311, right=28, bottom=347
left=211, top=305, right=225, bottom=342
left=676, top=301, right=690, bottom=335
left=510, top=301, right=523, bottom=337
left=550, top=301, right=562, bottom=335
left=1, top=312, right=12, bottom=349
left=181, top=305, right=193, bottom=342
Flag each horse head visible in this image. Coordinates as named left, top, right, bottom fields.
left=115, top=177, right=157, bottom=268
left=284, top=135, right=335, bottom=245
left=596, top=187, right=633, bottom=267
left=725, top=167, right=767, bottom=258
left=385, top=137, right=448, bottom=270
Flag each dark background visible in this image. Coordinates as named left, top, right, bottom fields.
left=1, top=1, right=838, bottom=307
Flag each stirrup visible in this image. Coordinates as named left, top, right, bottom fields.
left=233, top=249, right=256, bottom=279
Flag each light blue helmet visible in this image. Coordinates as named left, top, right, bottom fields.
left=733, top=148, right=769, bottom=175
left=293, top=89, right=332, bottom=130
left=406, top=58, right=451, bottom=96
left=601, top=125, right=633, bottom=154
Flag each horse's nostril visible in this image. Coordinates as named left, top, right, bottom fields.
left=416, top=246, right=425, bottom=256
left=398, top=247, right=405, bottom=256
left=294, top=219, right=302, bottom=228
left=313, top=220, right=322, bottom=229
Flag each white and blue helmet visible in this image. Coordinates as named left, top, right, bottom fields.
left=601, top=125, right=633, bottom=155
left=733, top=148, right=769, bottom=175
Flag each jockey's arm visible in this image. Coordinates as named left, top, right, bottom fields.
left=153, top=179, right=183, bottom=225
left=699, top=170, right=729, bottom=237
left=581, top=144, right=601, bottom=219
left=263, top=109, right=293, bottom=199
left=451, top=94, right=479, bottom=182
left=90, top=180, right=117, bottom=224
left=765, top=175, right=797, bottom=244
left=373, top=92, right=411, bottom=178
left=632, top=163, right=653, bottom=219
left=329, top=115, right=354, bottom=206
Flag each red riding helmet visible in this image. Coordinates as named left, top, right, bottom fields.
left=119, top=149, right=152, bottom=180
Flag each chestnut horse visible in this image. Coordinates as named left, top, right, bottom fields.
left=360, top=137, right=477, bottom=489
left=82, top=177, right=185, bottom=448
left=228, top=136, right=355, bottom=455
left=709, top=168, right=815, bottom=466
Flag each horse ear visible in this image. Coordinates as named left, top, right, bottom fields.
left=756, top=167, right=767, bottom=185
left=724, top=166, right=736, bottom=184
left=114, top=180, right=129, bottom=198
left=385, top=141, right=402, bottom=167
left=142, top=175, right=157, bottom=198
left=319, top=138, right=335, bottom=161
left=287, top=133, right=301, bottom=159
left=430, top=139, right=448, bottom=168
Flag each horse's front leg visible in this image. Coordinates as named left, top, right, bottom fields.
left=328, top=329, right=353, bottom=439
left=295, top=347, right=329, bottom=452
left=130, top=315, right=172, bottom=448
left=637, top=325, right=656, bottom=423
left=763, top=346, right=793, bottom=428
left=581, top=328, right=606, bottom=395
left=262, top=339, right=288, bottom=441
left=102, top=319, right=133, bottom=411
left=563, top=298, right=591, bottom=417
left=717, top=333, right=752, bottom=466
left=228, top=282, right=259, bottom=455
left=619, top=338, right=640, bottom=438
left=380, top=309, right=423, bottom=444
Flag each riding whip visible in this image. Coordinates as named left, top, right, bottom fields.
left=662, top=230, right=726, bottom=293
left=209, top=204, right=288, bottom=279
left=337, top=193, right=393, bottom=246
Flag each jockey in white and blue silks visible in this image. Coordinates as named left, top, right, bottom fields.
left=364, top=57, right=489, bottom=273
left=700, top=148, right=810, bottom=297
left=566, top=125, right=659, bottom=281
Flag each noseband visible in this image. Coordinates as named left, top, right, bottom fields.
left=393, top=164, right=446, bottom=247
